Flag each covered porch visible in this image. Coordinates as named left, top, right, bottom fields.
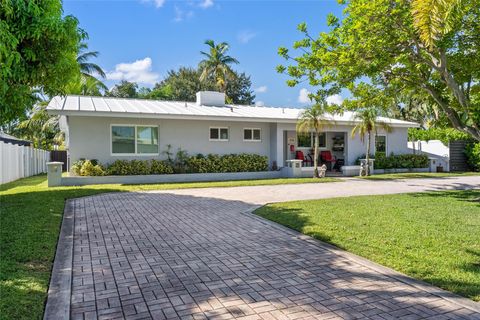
left=284, top=130, right=348, bottom=174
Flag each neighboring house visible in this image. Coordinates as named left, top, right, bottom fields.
left=0, top=132, right=31, bottom=147
left=47, top=91, right=418, bottom=171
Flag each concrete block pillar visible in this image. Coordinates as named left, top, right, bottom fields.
left=47, top=162, right=63, bottom=187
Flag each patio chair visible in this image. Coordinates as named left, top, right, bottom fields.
left=295, top=150, right=313, bottom=167
left=320, top=150, right=336, bottom=170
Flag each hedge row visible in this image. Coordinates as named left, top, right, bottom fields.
left=71, top=153, right=269, bottom=176
left=374, top=153, right=429, bottom=169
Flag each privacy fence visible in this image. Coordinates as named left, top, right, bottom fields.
left=0, top=141, right=50, bottom=184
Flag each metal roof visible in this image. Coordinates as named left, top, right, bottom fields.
left=47, top=95, right=419, bottom=127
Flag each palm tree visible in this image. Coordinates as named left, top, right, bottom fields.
left=14, top=102, right=62, bottom=149
left=297, top=103, right=330, bottom=178
left=351, top=107, right=391, bottom=176
left=71, top=42, right=107, bottom=96
left=199, top=40, right=239, bottom=92
left=77, top=42, right=106, bottom=79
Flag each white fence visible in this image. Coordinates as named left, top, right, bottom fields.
left=0, top=141, right=50, bottom=184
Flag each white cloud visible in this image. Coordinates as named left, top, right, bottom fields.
left=199, top=0, right=214, bottom=8
left=254, top=85, right=267, bottom=93
left=298, top=88, right=312, bottom=104
left=174, top=6, right=194, bottom=22
left=237, top=30, right=256, bottom=44
left=326, top=94, right=344, bottom=106
left=255, top=101, right=265, bottom=107
left=106, top=57, right=159, bottom=85
left=141, top=0, right=165, bottom=8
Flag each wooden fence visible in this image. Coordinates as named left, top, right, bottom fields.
left=0, top=141, right=50, bottom=184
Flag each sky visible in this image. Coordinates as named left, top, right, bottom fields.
left=64, top=0, right=346, bottom=107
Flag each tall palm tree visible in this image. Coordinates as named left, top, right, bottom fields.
left=351, top=107, right=391, bottom=176
left=72, top=42, right=107, bottom=95
left=297, top=102, right=330, bottom=178
left=77, top=42, right=106, bottom=79
left=199, top=40, right=239, bottom=93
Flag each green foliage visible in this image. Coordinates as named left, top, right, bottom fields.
left=150, top=159, right=175, bottom=175
left=408, top=128, right=471, bottom=144
left=278, top=0, right=480, bottom=141
left=79, top=160, right=105, bottom=176
left=199, top=40, right=239, bottom=93
left=0, top=0, right=84, bottom=125
left=374, top=153, right=429, bottom=170
left=106, top=80, right=138, bottom=98
left=76, top=153, right=268, bottom=176
left=186, top=153, right=268, bottom=173
left=465, top=142, right=480, bottom=171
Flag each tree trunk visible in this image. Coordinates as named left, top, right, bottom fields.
left=366, top=131, right=371, bottom=176
left=313, top=132, right=319, bottom=178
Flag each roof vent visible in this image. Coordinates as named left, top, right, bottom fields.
left=196, top=91, right=225, bottom=107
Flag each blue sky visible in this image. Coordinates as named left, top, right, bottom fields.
left=64, top=0, right=345, bottom=107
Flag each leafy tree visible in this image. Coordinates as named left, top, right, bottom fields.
left=77, top=42, right=106, bottom=80
left=1, top=0, right=84, bottom=125
left=199, top=40, right=239, bottom=93
left=296, top=102, right=330, bottom=178
left=152, top=67, right=255, bottom=104
left=225, top=72, right=255, bottom=105
left=107, top=81, right=138, bottom=98
left=278, top=0, right=480, bottom=141
left=138, top=84, right=174, bottom=100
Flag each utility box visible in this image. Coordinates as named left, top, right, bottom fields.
left=47, top=162, right=63, bottom=187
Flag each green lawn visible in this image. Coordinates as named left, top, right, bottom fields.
left=255, top=190, right=480, bottom=301
left=0, top=174, right=339, bottom=320
left=362, top=171, right=480, bottom=180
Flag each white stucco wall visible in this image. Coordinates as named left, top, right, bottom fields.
left=67, top=116, right=272, bottom=167
left=65, top=116, right=412, bottom=169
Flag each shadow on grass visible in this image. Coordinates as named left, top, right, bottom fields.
left=407, top=189, right=480, bottom=206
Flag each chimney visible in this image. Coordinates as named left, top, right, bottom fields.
left=196, top=91, right=226, bottom=107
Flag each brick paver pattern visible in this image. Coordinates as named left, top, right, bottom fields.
left=70, top=192, right=480, bottom=320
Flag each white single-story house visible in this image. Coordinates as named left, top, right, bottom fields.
left=47, top=91, right=418, bottom=173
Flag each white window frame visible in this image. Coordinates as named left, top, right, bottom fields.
left=209, top=127, right=229, bottom=142
left=110, top=124, right=159, bottom=156
left=243, top=128, right=261, bottom=142
left=375, top=134, right=388, bottom=154
left=296, top=132, right=327, bottom=149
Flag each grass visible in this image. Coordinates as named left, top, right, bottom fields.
left=0, top=174, right=339, bottom=320
left=362, top=171, right=480, bottom=180
left=255, top=190, right=480, bottom=301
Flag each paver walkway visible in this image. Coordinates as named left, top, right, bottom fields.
left=46, top=177, right=480, bottom=320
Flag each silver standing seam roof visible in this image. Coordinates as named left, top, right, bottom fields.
left=46, top=95, right=419, bottom=127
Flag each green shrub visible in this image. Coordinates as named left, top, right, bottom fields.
left=186, top=153, right=268, bottom=173
left=373, top=153, right=429, bottom=169
left=79, top=160, right=105, bottom=176
left=150, top=159, right=174, bottom=174
left=465, top=142, right=480, bottom=171
left=70, top=159, right=85, bottom=176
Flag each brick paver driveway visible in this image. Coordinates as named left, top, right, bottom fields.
left=46, top=177, right=480, bottom=319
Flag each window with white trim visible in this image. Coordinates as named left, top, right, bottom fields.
left=244, top=128, right=261, bottom=141
left=111, top=125, right=158, bottom=155
left=297, top=132, right=326, bottom=148
left=375, top=135, right=387, bottom=154
left=210, top=127, right=229, bottom=141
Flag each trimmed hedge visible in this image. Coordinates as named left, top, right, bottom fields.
left=186, top=153, right=268, bottom=173
left=70, top=153, right=269, bottom=176
left=374, top=153, right=429, bottom=169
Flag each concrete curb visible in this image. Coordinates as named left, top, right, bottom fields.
left=243, top=206, right=480, bottom=313
left=43, top=200, right=75, bottom=320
